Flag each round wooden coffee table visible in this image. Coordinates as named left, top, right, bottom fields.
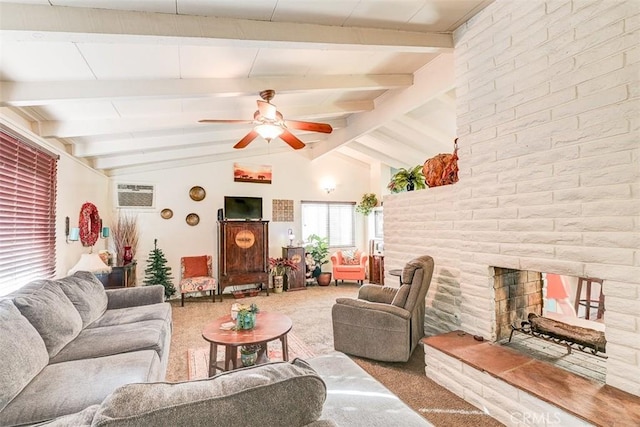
left=202, top=311, right=292, bottom=377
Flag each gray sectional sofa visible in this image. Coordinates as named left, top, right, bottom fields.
left=1, top=271, right=430, bottom=427
left=0, top=272, right=171, bottom=426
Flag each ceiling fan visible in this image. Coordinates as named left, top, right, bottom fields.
left=198, top=89, right=333, bottom=150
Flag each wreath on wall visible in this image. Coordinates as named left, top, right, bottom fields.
left=79, top=202, right=100, bottom=247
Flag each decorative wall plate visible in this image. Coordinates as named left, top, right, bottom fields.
left=189, top=186, right=206, bottom=201
left=160, top=208, right=173, bottom=219
left=186, top=213, right=200, bottom=226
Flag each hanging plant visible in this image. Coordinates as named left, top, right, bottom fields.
left=356, top=193, right=378, bottom=216
left=387, top=165, right=426, bottom=193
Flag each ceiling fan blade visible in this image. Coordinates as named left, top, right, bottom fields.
left=279, top=129, right=306, bottom=150
left=257, top=100, right=277, bottom=120
left=233, top=130, right=259, bottom=149
left=199, top=119, right=254, bottom=124
left=285, top=120, right=333, bottom=134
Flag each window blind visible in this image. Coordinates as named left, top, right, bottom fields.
left=301, top=201, right=355, bottom=247
left=0, top=131, right=58, bottom=295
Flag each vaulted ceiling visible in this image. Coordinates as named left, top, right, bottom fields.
left=0, top=0, right=492, bottom=176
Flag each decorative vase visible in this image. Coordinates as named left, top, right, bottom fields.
left=123, top=246, right=133, bottom=265
left=273, top=275, right=284, bottom=293
left=406, top=181, right=415, bottom=191
left=236, top=311, right=256, bottom=330
left=240, top=350, right=258, bottom=367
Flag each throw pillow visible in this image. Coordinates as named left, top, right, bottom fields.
left=340, top=249, right=357, bottom=265
left=13, top=280, right=83, bottom=357
left=56, top=271, right=108, bottom=327
left=0, top=300, right=49, bottom=412
left=182, top=256, right=209, bottom=278
left=391, top=285, right=411, bottom=308
left=92, top=359, right=326, bottom=427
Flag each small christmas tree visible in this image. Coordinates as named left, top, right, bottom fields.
left=143, top=239, right=176, bottom=299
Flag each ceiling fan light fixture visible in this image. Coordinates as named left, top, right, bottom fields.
left=254, top=124, right=284, bottom=142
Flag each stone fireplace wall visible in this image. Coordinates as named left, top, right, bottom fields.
left=383, top=0, right=639, bottom=396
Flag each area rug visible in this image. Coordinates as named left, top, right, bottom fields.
left=187, top=332, right=315, bottom=380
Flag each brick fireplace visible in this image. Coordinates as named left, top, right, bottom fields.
left=493, top=268, right=543, bottom=342
left=383, top=0, right=639, bottom=405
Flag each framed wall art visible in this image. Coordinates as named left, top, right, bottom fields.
left=233, top=163, right=272, bottom=184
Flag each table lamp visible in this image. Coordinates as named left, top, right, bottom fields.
left=287, top=228, right=295, bottom=247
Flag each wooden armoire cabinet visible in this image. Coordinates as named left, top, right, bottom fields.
left=217, top=220, right=269, bottom=301
left=282, top=246, right=306, bottom=291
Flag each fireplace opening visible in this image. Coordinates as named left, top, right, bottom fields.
left=492, top=267, right=606, bottom=383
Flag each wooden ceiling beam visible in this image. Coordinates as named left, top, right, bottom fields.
left=1, top=75, right=412, bottom=106
left=0, top=3, right=452, bottom=52
left=34, top=105, right=366, bottom=138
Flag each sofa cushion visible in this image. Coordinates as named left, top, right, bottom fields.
left=56, top=271, right=108, bottom=327
left=35, top=405, right=99, bottom=427
left=0, top=350, right=161, bottom=426
left=12, top=280, right=83, bottom=357
left=0, top=300, right=49, bottom=412
left=50, top=319, right=169, bottom=364
left=391, top=285, right=411, bottom=308
left=87, top=302, right=171, bottom=329
left=92, top=358, right=326, bottom=427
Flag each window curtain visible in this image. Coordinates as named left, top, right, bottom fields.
left=0, top=131, right=58, bottom=295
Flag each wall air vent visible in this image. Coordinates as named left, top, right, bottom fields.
left=116, top=183, right=155, bottom=209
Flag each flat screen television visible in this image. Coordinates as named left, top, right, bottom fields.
left=224, top=196, right=263, bottom=220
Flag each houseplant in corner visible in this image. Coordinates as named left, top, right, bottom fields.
left=388, top=165, right=426, bottom=193
left=305, top=234, right=331, bottom=286
left=356, top=193, right=378, bottom=216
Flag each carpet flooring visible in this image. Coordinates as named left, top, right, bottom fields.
left=167, top=284, right=503, bottom=427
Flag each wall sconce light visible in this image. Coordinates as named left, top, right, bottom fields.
left=99, top=219, right=109, bottom=238
left=65, top=216, right=80, bottom=243
left=287, top=228, right=295, bottom=247
left=321, top=178, right=336, bottom=194
left=68, top=227, right=80, bottom=242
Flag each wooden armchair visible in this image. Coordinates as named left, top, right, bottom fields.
left=179, top=255, right=216, bottom=306
left=331, top=249, right=368, bottom=286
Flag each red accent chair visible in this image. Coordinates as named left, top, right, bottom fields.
left=331, top=249, right=368, bottom=286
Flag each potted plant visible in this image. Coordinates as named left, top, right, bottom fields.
left=356, top=193, right=378, bottom=216
left=240, top=344, right=261, bottom=367
left=268, top=257, right=298, bottom=293
left=236, top=303, right=259, bottom=330
left=387, top=165, right=426, bottom=193
left=305, top=234, right=332, bottom=286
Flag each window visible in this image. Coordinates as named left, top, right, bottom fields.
left=301, top=201, right=355, bottom=247
left=0, top=131, right=58, bottom=296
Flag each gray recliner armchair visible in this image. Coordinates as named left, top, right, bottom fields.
left=331, top=255, right=434, bottom=362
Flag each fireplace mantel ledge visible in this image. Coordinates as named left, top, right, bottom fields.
left=422, top=331, right=640, bottom=426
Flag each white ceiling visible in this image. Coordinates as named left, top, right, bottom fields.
left=0, top=0, right=492, bottom=176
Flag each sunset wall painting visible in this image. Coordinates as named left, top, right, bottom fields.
left=233, top=163, right=272, bottom=184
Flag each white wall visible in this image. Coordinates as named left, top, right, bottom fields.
left=384, top=0, right=639, bottom=396
left=112, top=149, right=371, bottom=289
